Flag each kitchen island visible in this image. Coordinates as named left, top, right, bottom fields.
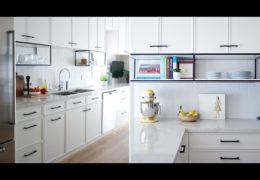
left=130, top=118, right=260, bottom=163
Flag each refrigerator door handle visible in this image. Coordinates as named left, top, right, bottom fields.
left=7, top=30, right=15, bottom=125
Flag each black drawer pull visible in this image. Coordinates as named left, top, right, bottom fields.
left=229, top=45, right=239, bottom=47
left=23, top=111, right=37, bottom=116
left=95, top=46, right=102, bottom=49
left=220, top=157, right=240, bottom=160
left=179, top=145, right=186, bottom=153
left=219, top=45, right=230, bottom=48
left=91, top=97, right=99, bottom=100
left=23, top=124, right=37, bottom=130
left=83, top=108, right=91, bottom=112
left=50, top=106, right=62, bottom=110
left=121, top=111, right=126, bottom=115
left=51, top=117, right=62, bottom=122
left=149, top=45, right=168, bottom=48
left=24, top=150, right=37, bottom=157
left=73, top=101, right=82, bottom=104
left=21, top=34, right=35, bottom=38
left=220, top=140, right=240, bottom=143
left=121, top=97, right=127, bottom=100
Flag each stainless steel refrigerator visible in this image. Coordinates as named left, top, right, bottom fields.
left=0, top=18, right=15, bottom=163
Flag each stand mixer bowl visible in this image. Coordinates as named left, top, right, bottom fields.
left=140, top=102, right=161, bottom=117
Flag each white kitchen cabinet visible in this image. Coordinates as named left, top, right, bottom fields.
left=115, top=86, right=130, bottom=127
left=118, top=17, right=130, bottom=54
left=14, top=17, right=50, bottom=44
left=105, top=17, right=119, bottom=30
left=89, top=17, right=105, bottom=51
left=174, top=133, right=188, bottom=163
left=194, top=17, right=228, bottom=53
left=15, top=142, right=42, bottom=163
left=130, top=17, right=159, bottom=53
left=51, top=17, right=72, bottom=48
left=72, top=17, right=89, bottom=49
left=44, top=112, right=65, bottom=163
left=86, top=102, right=102, bottom=142
left=229, top=17, right=260, bottom=53
left=66, top=106, right=86, bottom=152
left=161, top=17, right=193, bottom=53
left=189, top=132, right=260, bottom=163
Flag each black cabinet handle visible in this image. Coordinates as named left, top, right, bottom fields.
left=91, top=97, right=99, bottom=100
left=50, top=106, right=62, bottom=110
left=179, top=145, right=186, bottom=153
left=51, top=117, right=62, bottom=122
left=149, top=45, right=168, bottom=48
left=220, top=140, right=240, bottom=143
left=73, top=101, right=82, bottom=104
left=23, top=111, right=37, bottom=116
left=220, top=157, right=240, bottom=160
left=83, top=108, right=91, bottom=112
left=21, top=35, right=35, bottom=38
left=24, top=150, right=37, bottom=157
left=219, top=45, right=230, bottom=48
left=229, top=45, right=239, bottom=47
left=95, top=46, right=102, bottom=48
left=23, top=124, right=37, bottom=130
left=121, top=111, right=126, bottom=115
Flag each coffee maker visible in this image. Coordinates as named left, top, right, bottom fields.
left=140, top=89, right=161, bottom=123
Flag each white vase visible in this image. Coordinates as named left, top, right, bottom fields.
left=101, top=81, right=108, bottom=86
left=173, top=72, right=181, bottom=79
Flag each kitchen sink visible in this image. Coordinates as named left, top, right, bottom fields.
left=52, top=89, right=94, bottom=96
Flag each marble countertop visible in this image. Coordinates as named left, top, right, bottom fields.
left=16, top=83, right=129, bottom=109
left=130, top=118, right=260, bottom=163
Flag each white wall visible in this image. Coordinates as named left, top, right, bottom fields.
left=16, top=47, right=93, bottom=91
left=131, top=82, right=260, bottom=119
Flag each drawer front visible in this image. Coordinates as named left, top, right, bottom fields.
left=189, top=132, right=260, bottom=149
left=87, top=93, right=102, bottom=104
left=117, top=86, right=129, bottom=98
left=189, top=150, right=260, bottom=163
left=15, top=117, right=42, bottom=150
left=44, top=101, right=65, bottom=115
left=67, top=97, right=86, bottom=109
left=116, top=107, right=129, bottom=126
left=118, top=96, right=129, bottom=109
left=16, top=106, right=41, bottom=122
left=16, top=143, right=42, bottom=163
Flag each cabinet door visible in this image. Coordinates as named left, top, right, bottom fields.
left=130, top=17, right=159, bottom=53
left=51, top=17, right=72, bottom=48
left=174, top=133, right=188, bottom=163
left=86, top=102, right=102, bottom=142
left=229, top=17, right=260, bottom=53
left=118, top=17, right=130, bottom=54
left=105, top=17, right=119, bottom=30
left=161, top=17, right=193, bottom=53
left=14, top=17, right=27, bottom=42
left=72, top=17, right=89, bottom=49
left=195, top=17, right=228, bottom=53
left=27, top=17, right=50, bottom=44
left=89, top=17, right=105, bottom=51
left=66, top=106, right=86, bottom=152
left=44, top=112, right=65, bottom=163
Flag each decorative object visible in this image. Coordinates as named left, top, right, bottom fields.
left=199, top=94, right=226, bottom=119
left=178, top=105, right=199, bottom=122
left=178, top=59, right=193, bottom=79
left=100, top=74, right=109, bottom=86
left=173, top=68, right=181, bottom=79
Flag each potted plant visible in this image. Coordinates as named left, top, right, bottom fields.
left=173, top=68, right=181, bottom=79
left=100, top=74, right=109, bottom=86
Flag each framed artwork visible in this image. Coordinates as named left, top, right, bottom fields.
left=199, top=94, right=226, bottom=119
left=178, top=60, right=193, bottom=79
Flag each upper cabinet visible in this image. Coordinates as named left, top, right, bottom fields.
left=14, top=17, right=50, bottom=45
left=130, top=17, right=193, bottom=54
left=194, top=17, right=228, bottom=53
left=105, top=17, right=119, bottom=30
left=51, top=17, right=89, bottom=49
left=195, top=17, right=260, bottom=53
left=229, top=17, right=260, bottom=53
left=51, top=17, right=72, bottom=48
left=118, top=17, right=130, bottom=54
left=130, top=17, right=159, bottom=53
left=89, top=17, right=105, bottom=51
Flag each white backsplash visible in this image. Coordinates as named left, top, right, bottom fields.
left=16, top=47, right=94, bottom=90
left=131, top=82, right=260, bottom=119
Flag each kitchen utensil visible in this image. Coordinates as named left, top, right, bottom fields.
left=16, top=74, right=24, bottom=97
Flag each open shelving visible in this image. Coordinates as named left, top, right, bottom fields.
left=130, top=53, right=260, bottom=82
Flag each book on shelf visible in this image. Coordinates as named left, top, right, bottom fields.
left=136, top=62, right=161, bottom=79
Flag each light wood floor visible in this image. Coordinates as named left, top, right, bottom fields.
left=59, top=123, right=129, bottom=163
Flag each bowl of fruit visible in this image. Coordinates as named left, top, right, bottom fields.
left=178, top=105, right=199, bottom=122
left=29, top=87, right=41, bottom=95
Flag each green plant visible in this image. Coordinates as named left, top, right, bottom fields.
left=173, top=68, right=181, bottom=72
left=100, top=74, right=108, bottom=81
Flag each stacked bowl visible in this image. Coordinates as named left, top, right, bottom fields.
left=205, top=72, right=221, bottom=79
left=227, top=71, right=251, bottom=79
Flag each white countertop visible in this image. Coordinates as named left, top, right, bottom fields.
left=16, top=83, right=129, bottom=109
left=130, top=118, right=260, bottom=163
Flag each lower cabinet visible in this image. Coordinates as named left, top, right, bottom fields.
left=86, top=102, right=102, bottom=142
left=174, top=132, right=188, bottom=163
left=44, top=112, right=65, bottom=163
left=188, top=132, right=260, bottom=163
left=66, top=106, right=86, bottom=152
left=15, top=142, right=42, bottom=163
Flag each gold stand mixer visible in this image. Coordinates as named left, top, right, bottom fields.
left=140, top=89, right=161, bottom=123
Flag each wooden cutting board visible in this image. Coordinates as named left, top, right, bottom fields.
left=16, top=74, right=24, bottom=97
